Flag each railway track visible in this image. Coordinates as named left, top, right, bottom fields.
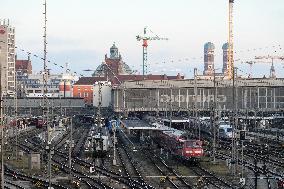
left=144, top=149, right=193, bottom=189
left=116, top=133, right=155, bottom=189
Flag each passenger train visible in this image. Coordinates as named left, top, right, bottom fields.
left=219, top=122, right=233, bottom=139
left=152, top=122, right=204, bottom=161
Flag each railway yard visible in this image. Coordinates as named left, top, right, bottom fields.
left=0, top=111, right=283, bottom=189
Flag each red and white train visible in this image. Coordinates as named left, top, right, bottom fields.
left=153, top=122, right=204, bottom=160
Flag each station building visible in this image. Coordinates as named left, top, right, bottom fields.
left=112, top=78, right=284, bottom=113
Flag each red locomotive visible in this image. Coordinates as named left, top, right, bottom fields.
left=278, top=179, right=284, bottom=189
left=154, top=123, right=204, bottom=160
left=30, top=117, right=45, bottom=128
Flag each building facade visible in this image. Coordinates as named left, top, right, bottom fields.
left=73, top=77, right=106, bottom=105
left=16, top=56, right=32, bottom=75
left=112, top=78, right=284, bottom=112
left=0, top=20, right=16, bottom=95
left=22, top=73, right=77, bottom=98
left=93, top=81, right=112, bottom=108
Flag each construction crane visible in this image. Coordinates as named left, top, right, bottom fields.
left=136, top=27, right=168, bottom=76
left=241, top=60, right=272, bottom=78
left=227, top=0, right=234, bottom=79
left=255, top=55, right=284, bottom=78
left=241, top=61, right=255, bottom=78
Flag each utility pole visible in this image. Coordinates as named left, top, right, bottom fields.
left=0, top=50, right=4, bottom=189
left=212, top=69, right=217, bottom=163
left=42, top=1, right=52, bottom=188
left=231, top=67, right=237, bottom=175
left=254, top=157, right=258, bottom=189
left=112, top=121, right=117, bottom=165
left=68, top=117, right=73, bottom=181
left=14, top=71, right=18, bottom=160
left=194, top=68, right=199, bottom=140
left=93, top=81, right=103, bottom=167
left=169, top=87, right=173, bottom=128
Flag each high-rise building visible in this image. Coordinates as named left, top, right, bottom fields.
left=203, top=42, right=215, bottom=76
left=222, top=42, right=229, bottom=76
left=0, top=19, right=16, bottom=95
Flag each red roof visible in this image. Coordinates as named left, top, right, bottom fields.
left=74, top=77, right=107, bottom=85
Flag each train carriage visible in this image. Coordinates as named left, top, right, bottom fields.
left=154, top=123, right=204, bottom=161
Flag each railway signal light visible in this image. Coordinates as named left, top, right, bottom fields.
left=240, top=130, right=246, bottom=141
left=239, top=177, right=246, bottom=186
left=90, top=166, right=95, bottom=173
left=160, top=176, right=166, bottom=183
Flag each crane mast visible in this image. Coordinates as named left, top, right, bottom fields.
left=228, top=0, right=234, bottom=79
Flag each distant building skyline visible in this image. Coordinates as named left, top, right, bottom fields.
left=1, top=0, right=284, bottom=78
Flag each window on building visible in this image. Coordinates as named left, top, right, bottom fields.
left=78, top=92, right=81, bottom=97
left=84, top=92, right=88, bottom=97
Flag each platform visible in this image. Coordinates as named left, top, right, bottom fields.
left=120, top=119, right=157, bottom=130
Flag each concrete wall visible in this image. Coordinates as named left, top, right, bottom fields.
left=3, top=97, right=85, bottom=108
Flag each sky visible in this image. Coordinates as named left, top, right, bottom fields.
left=1, top=0, right=284, bottom=78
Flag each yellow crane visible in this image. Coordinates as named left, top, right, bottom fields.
left=227, top=0, right=234, bottom=79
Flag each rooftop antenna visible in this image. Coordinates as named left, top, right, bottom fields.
left=65, top=62, right=69, bottom=74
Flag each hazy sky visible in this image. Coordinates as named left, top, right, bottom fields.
left=1, top=0, right=284, bottom=78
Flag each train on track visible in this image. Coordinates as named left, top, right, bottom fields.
left=153, top=122, right=204, bottom=161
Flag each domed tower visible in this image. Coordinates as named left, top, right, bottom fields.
left=203, top=42, right=215, bottom=76
left=110, top=43, right=119, bottom=59
left=93, top=43, right=132, bottom=77
left=222, top=42, right=229, bottom=75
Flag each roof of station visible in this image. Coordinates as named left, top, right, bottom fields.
left=116, top=78, right=284, bottom=89
left=121, top=119, right=157, bottom=130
